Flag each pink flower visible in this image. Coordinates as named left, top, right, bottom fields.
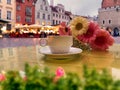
left=23, top=76, right=27, bottom=81
left=55, top=67, right=65, bottom=77
left=58, top=22, right=71, bottom=36
left=76, top=21, right=100, bottom=43
left=0, top=74, right=6, bottom=81
left=90, top=29, right=114, bottom=50
left=54, top=67, right=65, bottom=82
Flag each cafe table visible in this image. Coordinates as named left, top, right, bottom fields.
left=0, top=38, right=120, bottom=80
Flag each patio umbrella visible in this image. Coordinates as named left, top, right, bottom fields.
left=42, top=25, right=54, bottom=30
left=29, top=24, right=42, bottom=29
left=15, top=25, right=29, bottom=29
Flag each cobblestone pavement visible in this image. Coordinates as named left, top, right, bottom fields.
left=114, top=37, right=120, bottom=43
left=0, top=37, right=120, bottom=48
left=0, top=38, right=41, bottom=48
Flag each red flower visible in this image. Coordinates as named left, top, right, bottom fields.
left=55, top=67, right=65, bottom=77
left=0, top=74, right=6, bottom=81
left=90, top=29, right=114, bottom=50
left=58, top=22, right=71, bottom=36
left=54, top=67, right=65, bottom=83
left=77, top=21, right=99, bottom=43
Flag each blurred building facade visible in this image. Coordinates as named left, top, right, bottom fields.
left=50, top=4, right=72, bottom=26
left=98, top=0, right=120, bottom=36
left=16, top=0, right=37, bottom=25
left=35, top=0, right=52, bottom=25
left=35, top=0, right=72, bottom=26
left=0, top=0, right=16, bottom=31
left=0, top=0, right=97, bottom=32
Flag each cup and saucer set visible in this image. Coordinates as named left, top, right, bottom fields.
left=39, top=36, right=82, bottom=60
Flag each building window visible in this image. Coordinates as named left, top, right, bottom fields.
left=40, top=5, right=43, bottom=10
left=62, top=15, right=64, bottom=19
left=25, top=6, right=32, bottom=16
left=7, top=11, right=11, bottom=20
left=37, top=12, right=40, bottom=18
left=66, top=16, right=67, bottom=19
left=62, top=9, right=64, bottom=13
left=56, top=20, right=58, bottom=24
left=0, top=49, right=3, bottom=58
left=7, top=24, right=11, bottom=30
left=16, top=15, right=21, bottom=22
left=25, top=16, right=32, bottom=23
left=56, top=14, right=58, bottom=18
left=8, top=48, right=13, bottom=56
left=48, top=15, right=50, bottom=20
left=53, top=20, right=55, bottom=25
left=7, top=0, right=11, bottom=4
left=43, top=13, right=45, bottom=19
left=59, top=9, right=61, bottom=12
left=43, top=0, right=46, bottom=5
left=65, top=16, right=66, bottom=19
left=45, top=6, right=48, bottom=11
left=109, top=20, right=111, bottom=24
left=59, top=15, right=61, bottom=18
left=103, top=20, right=105, bottom=24
left=0, top=9, right=1, bottom=18
left=53, top=13, right=55, bottom=17
left=16, top=5, right=21, bottom=11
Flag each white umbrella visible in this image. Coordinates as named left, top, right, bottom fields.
left=42, top=25, right=54, bottom=30
left=29, top=24, right=42, bottom=29
left=15, top=24, right=29, bottom=29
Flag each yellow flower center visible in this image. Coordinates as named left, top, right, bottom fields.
left=75, top=23, right=83, bottom=30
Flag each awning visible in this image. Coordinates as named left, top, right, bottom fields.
left=0, top=19, right=10, bottom=23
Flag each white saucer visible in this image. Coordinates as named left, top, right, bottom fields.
left=40, top=46, right=82, bottom=56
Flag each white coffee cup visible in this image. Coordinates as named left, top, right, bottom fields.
left=47, top=36, right=73, bottom=54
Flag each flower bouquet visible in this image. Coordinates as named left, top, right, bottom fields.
left=58, top=17, right=114, bottom=51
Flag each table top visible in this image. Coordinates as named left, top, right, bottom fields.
left=0, top=38, right=120, bottom=79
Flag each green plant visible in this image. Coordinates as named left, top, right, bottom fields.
left=0, top=64, right=120, bottom=90
left=83, top=66, right=113, bottom=90
left=1, top=71, right=24, bottom=90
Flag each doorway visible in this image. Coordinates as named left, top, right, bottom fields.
left=113, top=27, right=119, bottom=36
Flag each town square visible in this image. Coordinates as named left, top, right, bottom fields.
left=0, top=0, right=120, bottom=90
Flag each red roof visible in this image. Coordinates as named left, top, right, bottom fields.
left=102, top=0, right=120, bottom=8
left=50, top=6, right=58, bottom=12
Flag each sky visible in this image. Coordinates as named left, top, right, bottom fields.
left=48, top=0, right=102, bottom=16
